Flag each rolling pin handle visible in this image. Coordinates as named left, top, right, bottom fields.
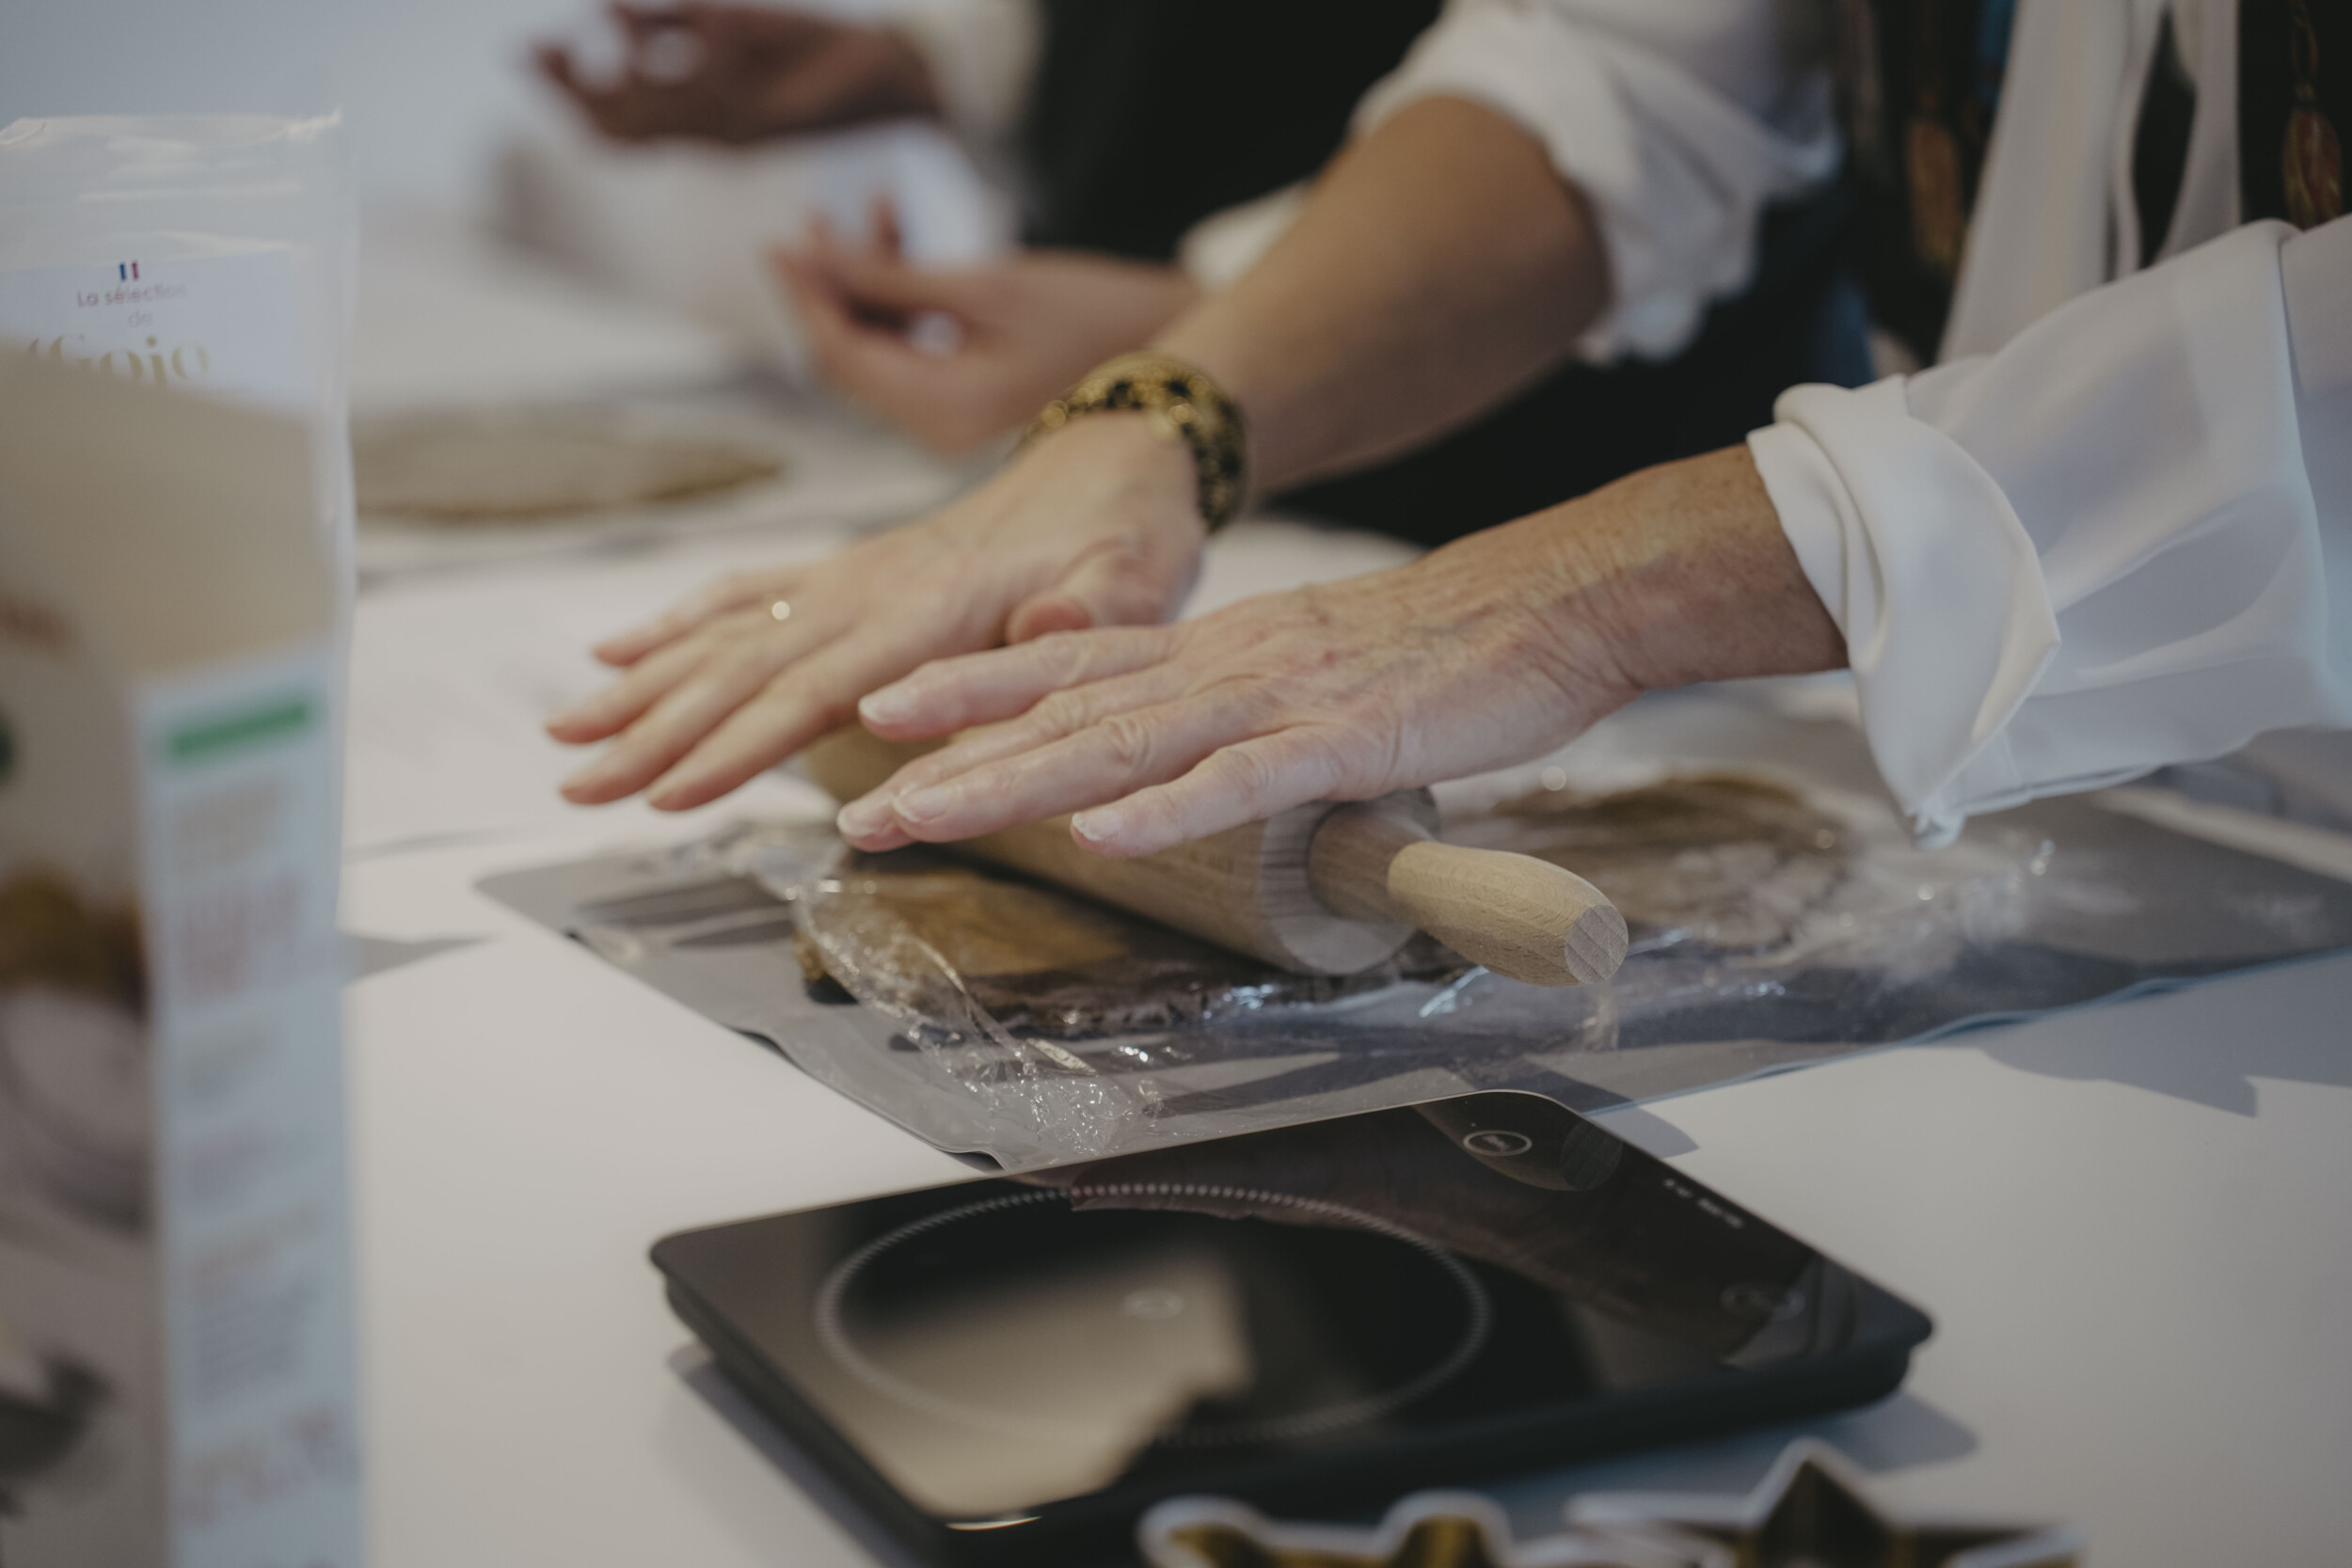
left=1303, top=806, right=1428, bottom=924
left=1307, top=802, right=1628, bottom=988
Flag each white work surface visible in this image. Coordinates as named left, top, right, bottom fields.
left=344, top=541, right=2352, bottom=1568
left=339, top=223, right=2352, bottom=1566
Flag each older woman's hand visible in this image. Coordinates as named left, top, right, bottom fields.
left=835, top=447, right=1845, bottom=857
left=546, top=415, right=1204, bottom=810
left=834, top=521, right=1624, bottom=857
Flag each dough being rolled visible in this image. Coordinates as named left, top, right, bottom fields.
left=789, top=775, right=1849, bottom=1039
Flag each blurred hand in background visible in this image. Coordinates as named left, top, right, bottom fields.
left=535, top=2, right=941, bottom=145
left=774, top=211, right=1200, bottom=453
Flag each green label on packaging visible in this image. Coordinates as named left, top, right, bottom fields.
left=166, top=694, right=314, bottom=766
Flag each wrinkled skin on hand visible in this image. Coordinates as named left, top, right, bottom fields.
left=535, top=2, right=939, bottom=144
left=547, top=416, right=1206, bottom=811
left=836, top=513, right=1638, bottom=858
left=833, top=447, right=1837, bottom=858
left=776, top=217, right=1200, bottom=454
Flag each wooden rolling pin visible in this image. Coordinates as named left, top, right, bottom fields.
left=803, top=727, right=1627, bottom=987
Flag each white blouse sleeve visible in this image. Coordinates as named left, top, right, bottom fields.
left=1749, top=216, right=2352, bottom=847
left=1353, top=0, right=1839, bottom=363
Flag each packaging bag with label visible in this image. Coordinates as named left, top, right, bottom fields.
left=0, top=114, right=357, bottom=582
left=0, top=355, right=359, bottom=1566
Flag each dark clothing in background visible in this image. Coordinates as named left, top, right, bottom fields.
left=1022, top=0, right=1443, bottom=259
left=1840, top=0, right=2344, bottom=366
left=1288, top=195, right=1869, bottom=546
left=2134, top=12, right=2201, bottom=266
left=2239, top=0, right=2348, bottom=231
left=1020, top=0, right=1868, bottom=545
left=1833, top=0, right=2016, bottom=368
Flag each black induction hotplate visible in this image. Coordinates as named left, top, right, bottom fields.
left=655, top=1091, right=1931, bottom=1564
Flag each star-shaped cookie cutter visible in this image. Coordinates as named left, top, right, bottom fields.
left=1569, top=1440, right=2084, bottom=1568
left=1138, top=1440, right=2083, bottom=1568
left=1141, top=1488, right=1702, bottom=1568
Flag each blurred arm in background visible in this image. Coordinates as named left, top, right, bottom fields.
left=534, top=0, right=1039, bottom=150
left=769, top=0, right=1838, bottom=470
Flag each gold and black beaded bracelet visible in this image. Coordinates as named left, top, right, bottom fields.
left=1024, top=351, right=1249, bottom=531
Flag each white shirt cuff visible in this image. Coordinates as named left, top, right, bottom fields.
left=1752, top=218, right=2352, bottom=847
left=1750, top=384, right=2059, bottom=847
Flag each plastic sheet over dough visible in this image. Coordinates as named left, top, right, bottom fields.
left=484, top=689, right=2352, bottom=1170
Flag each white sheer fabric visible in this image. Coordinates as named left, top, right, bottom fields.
left=1940, top=0, right=2250, bottom=360
left=1753, top=217, right=2352, bottom=845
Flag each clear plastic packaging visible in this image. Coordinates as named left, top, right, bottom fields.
left=0, top=114, right=360, bottom=863
left=0, top=115, right=358, bottom=582
left=484, top=689, right=2352, bottom=1170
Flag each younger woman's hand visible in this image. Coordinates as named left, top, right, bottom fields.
left=545, top=414, right=1207, bottom=811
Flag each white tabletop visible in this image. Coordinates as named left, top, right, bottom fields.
left=343, top=554, right=2352, bottom=1568
left=339, top=225, right=2352, bottom=1566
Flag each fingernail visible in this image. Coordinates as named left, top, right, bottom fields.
left=1072, top=807, right=1122, bottom=844
left=860, top=688, right=914, bottom=726
left=893, top=784, right=953, bottom=824
left=835, top=796, right=888, bottom=838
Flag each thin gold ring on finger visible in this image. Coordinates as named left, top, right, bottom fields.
left=770, top=599, right=792, bottom=623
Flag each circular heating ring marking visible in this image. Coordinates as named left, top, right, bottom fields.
left=1460, top=1130, right=1534, bottom=1157
left=812, top=1183, right=1494, bottom=1448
